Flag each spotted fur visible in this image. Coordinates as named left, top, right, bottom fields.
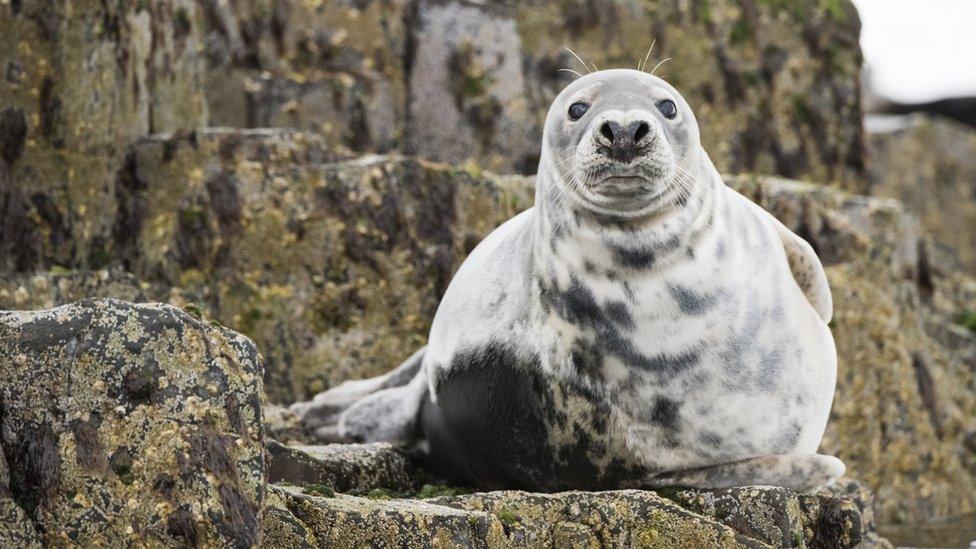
left=293, top=69, right=842, bottom=492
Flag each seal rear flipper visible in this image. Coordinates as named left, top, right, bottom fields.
left=290, top=347, right=427, bottom=442
left=645, top=454, right=845, bottom=492
left=337, top=370, right=429, bottom=444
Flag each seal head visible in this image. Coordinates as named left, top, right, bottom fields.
left=542, top=69, right=702, bottom=219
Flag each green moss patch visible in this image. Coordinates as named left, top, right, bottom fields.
left=955, top=311, right=976, bottom=334
left=302, top=483, right=335, bottom=498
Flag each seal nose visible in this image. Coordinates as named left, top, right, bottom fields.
left=598, top=120, right=651, bottom=163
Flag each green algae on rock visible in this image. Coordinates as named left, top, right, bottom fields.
left=0, top=298, right=265, bottom=547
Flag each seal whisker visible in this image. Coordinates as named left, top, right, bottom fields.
left=671, top=164, right=715, bottom=230
left=547, top=151, right=582, bottom=206
left=564, top=46, right=593, bottom=74
left=558, top=68, right=585, bottom=79
left=666, top=166, right=696, bottom=210
left=552, top=154, right=578, bottom=171
left=639, top=39, right=657, bottom=73
left=650, top=57, right=672, bottom=76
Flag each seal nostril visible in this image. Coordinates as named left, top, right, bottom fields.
left=600, top=122, right=614, bottom=143
left=634, top=121, right=650, bottom=143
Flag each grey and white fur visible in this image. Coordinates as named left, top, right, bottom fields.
left=292, top=69, right=843, bottom=492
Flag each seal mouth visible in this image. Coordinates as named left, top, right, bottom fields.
left=564, top=160, right=679, bottom=217
left=590, top=176, right=652, bottom=197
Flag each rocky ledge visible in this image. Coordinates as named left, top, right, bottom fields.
left=263, top=440, right=892, bottom=548
left=0, top=297, right=891, bottom=547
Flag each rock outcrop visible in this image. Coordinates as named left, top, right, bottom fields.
left=197, top=0, right=866, bottom=187
left=0, top=299, right=265, bottom=546
left=0, top=299, right=894, bottom=547
left=1, top=137, right=535, bottom=403
left=1, top=0, right=866, bottom=278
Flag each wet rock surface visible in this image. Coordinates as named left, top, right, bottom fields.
left=0, top=299, right=265, bottom=546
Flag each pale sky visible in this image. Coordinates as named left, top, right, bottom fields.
left=853, top=0, right=976, bottom=102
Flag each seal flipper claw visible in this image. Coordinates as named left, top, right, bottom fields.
left=646, top=454, right=845, bottom=492
left=291, top=347, right=427, bottom=442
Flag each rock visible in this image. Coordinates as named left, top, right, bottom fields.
left=0, top=298, right=265, bottom=546
left=658, top=486, right=844, bottom=548
left=0, top=269, right=148, bottom=311
left=430, top=489, right=768, bottom=548
left=266, top=483, right=763, bottom=548
left=407, top=1, right=536, bottom=174
left=259, top=442, right=892, bottom=547
left=270, top=484, right=512, bottom=547
left=0, top=450, right=42, bottom=548
left=261, top=486, right=320, bottom=547
left=818, top=481, right=894, bottom=549
left=0, top=1, right=207, bottom=272
left=194, top=0, right=865, bottom=185
left=0, top=145, right=535, bottom=406
left=868, top=114, right=976, bottom=271
left=263, top=404, right=313, bottom=445
left=199, top=0, right=406, bottom=154
left=267, top=440, right=417, bottom=494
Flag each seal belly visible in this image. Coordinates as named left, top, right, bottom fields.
left=421, top=342, right=645, bottom=491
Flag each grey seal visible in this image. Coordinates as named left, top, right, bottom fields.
left=292, top=68, right=843, bottom=492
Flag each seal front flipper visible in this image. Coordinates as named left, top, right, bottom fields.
left=764, top=210, right=833, bottom=322
left=291, top=347, right=427, bottom=443
left=645, top=454, right=846, bottom=492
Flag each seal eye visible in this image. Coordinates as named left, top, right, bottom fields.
left=656, top=99, right=678, bottom=120
left=568, top=102, right=589, bottom=121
